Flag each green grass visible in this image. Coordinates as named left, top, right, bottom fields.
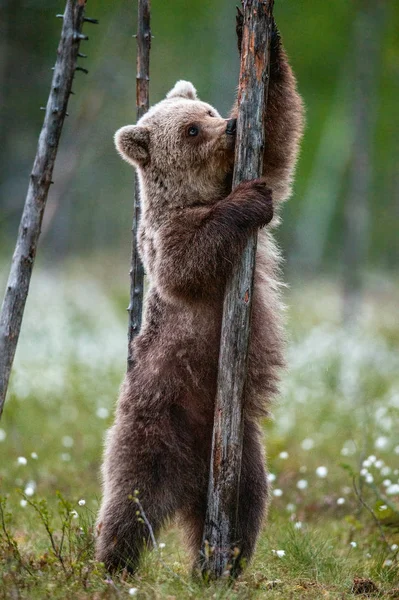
left=1, top=267, right=399, bottom=598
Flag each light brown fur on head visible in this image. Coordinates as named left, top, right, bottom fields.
left=97, top=25, right=304, bottom=576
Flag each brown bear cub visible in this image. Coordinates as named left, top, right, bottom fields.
left=96, top=21, right=304, bottom=574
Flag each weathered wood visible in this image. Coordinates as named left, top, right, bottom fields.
left=127, top=0, right=151, bottom=371
left=201, top=0, right=274, bottom=579
left=0, top=0, right=91, bottom=419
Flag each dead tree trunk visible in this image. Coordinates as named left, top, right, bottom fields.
left=127, top=0, right=151, bottom=371
left=201, top=0, right=274, bottom=579
left=0, top=0, right=94, bottom=419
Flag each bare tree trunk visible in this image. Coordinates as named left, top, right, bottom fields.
left=342, top=0, right=385, bottom=323
left=127, top=0, right=151, bottom=371
left=0, top=0, right=94, bottom=418
left=200, top=0, right=273, bottom=579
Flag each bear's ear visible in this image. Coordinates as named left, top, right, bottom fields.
left=114, top=125, right=150, bottom=166
left=166, top=80, right=197, bottom=101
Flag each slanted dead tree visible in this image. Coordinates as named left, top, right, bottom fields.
left=127, top=0, right=151, bottom=371
left=0, top=0, right=95, bottom=418
left=201, top=0, right=274, bottom=579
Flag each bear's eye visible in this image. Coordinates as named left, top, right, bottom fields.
left=208, top=110, right=215, bottom=117
left=187, top=125, right=199, bottom=137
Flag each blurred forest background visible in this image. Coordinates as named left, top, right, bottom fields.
left=1, top=0, right=398, bottom=304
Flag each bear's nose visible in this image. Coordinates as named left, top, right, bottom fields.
left=226, top=118, right=237, bottom=136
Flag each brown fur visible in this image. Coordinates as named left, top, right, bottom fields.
left=96, top=26, right=304, bottom=574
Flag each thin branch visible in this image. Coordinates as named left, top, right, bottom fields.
left=201, top=0, right=274, bottom=579
left=127, top=0, right=151, bottom=370
left=0, top=0, right=91, bottom=418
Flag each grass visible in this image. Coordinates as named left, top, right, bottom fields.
left=1, top=265, right=399, bottom=598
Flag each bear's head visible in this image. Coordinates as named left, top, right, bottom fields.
left=114, top=81, right=236, bottom=205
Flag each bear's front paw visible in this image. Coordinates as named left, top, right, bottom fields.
left=234, top=179, right=274, bottom=228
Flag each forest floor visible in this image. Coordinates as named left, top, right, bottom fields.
left=1, top=265, right=398, bottom=599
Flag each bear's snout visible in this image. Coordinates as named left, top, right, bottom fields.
left=226, top=118, right=237, bottom=136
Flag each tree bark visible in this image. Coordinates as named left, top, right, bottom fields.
left=201, top=0, right=274, bottom=579
left=0, top=0, right=92, bottom=418
left=127, top=0, right=151, bottom=371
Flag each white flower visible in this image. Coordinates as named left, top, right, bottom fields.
left=286, top=503, right=296, bottom=513
left=159, top=542, right=166, bottom=549
left=381, top=466, right=391, bottom=476
left=360, top=468, right=368, bottom=477
left=365, top=474, right=374, bottom=484
left=70, top=510, right=78, bottom=519
left=272, top=549, right=286, bottom=558
left=350, top=541, right=357, bottom=548
left=386, top=484, right=399, bottom=495
left=378, top=505, right=388, bottom=511
left=62, top=436, right=74, bottom=448
left=24, top=483, right=35, bottom=497
left=301, top=438, right=314, bottom=451
left=17, top=456, right=27, bottom=466
left=297, top=479, right=308, bottom=490
left=128, top=588, right=138, bottom=596
left=78, top=499, right=86, bottom=506
left=60, top=453, right=71, bottom=462
left=273, top=488, right=283, bottom=497
left=375, top=436, right=388, bottom=450
left=384, top=559, right=393, bottom=567
left=96, top=407, right=109, bottom=419
left=31, top=452, right=38, bottom=459
left=375, top=459, right=384, bottom=469
left=337, top=497, right=345, bottom=505
left=0, top=429, right=6, bottom=442
left=383, top=479, right=392, bottom=487
left=391, top=544, right=398, bottom=551
left=20, top=499, right=28, bottom=508
left=268, top=473, right=276, bottom=482
left=316, top=466, right=328, bottom=478
left=279, top=451, right=289, bottom=459
left=362, top=459, right=372, bottom=468
left=367, top=455, right=377, bottom=463
left=294, top=521, right=302, bottom=529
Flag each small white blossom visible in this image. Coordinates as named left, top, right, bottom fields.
left=294, top=521, right=302, bottom=529
left=268, top=473, right=276, bottom=482
left=24, top=481, right=36, bottom=497
left=273, top=488, right=283, bottom=497
left=386, top=483, right=399, bottom=495
left=17, top=456, right=27, bottom=466
left=272, top=549, right=285, bottom=558
left=20, top=499, right=28, bottom=508
left=362, top=459, right=372, bottom=468
left=381, top=466, right=391, bottom=476
left=70, top=510, right=78, bottom=519
left=286, top=503, right=296, bottom=513
left=62, top=436, right=74, bottom=448
left=365, top=474, right=374, bottom=484
left=375, top=436, right=388, bottom=450
left=31, top=452, right=38, bottom=459
left=337, top=497, right=345, bottom=505
left=159, top=542, right=166, bottom=549
left=384, top=559, right=393, bottom=567
left=0, top=429, right=6, bottom=442
left=391, top=544, right=398, bottom=551
left=316, top=466, right=328, bottom=478
left=301, top=438, right=315, bottom=451
left=96, top=407, right=109, bottom=419
left=375, top=459, right=384, bottom=469
left=360, top=468, right=368, bottom=477
left=61, top=453, right=71, bottom=462
left=78, top=499, right=86, bottom=506
left=279, top=451, right=289, bottom=460
left=367, top=455, right=377, bottom=463
left=297, top=479, right=308, bottom=490
left=383, top=479, right=392, bottom=487
left=128, top=588, right=138, bottom=596
left=378, top=505, right=388, bottom=511
left=350, top=541, right=357, bottom=548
